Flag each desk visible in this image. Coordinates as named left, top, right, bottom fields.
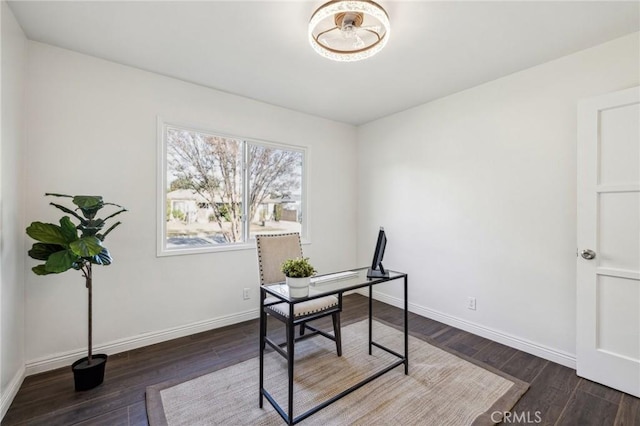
left=259, top=267, right=408, bottom=425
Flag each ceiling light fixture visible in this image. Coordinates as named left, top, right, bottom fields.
left=309, top=0, right=390, bottom=62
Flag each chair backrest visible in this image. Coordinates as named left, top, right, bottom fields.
left=256, top=233, right=303, bottom=285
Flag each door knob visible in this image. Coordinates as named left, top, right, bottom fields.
left=581, top=249, right=596, bottom=260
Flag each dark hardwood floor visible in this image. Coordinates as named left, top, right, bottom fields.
left=3, top=294, right=639, bottom=425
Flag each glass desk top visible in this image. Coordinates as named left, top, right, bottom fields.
left=262, top=267, right=406, bottom=303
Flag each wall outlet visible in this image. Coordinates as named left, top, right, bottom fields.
left=467, top=297, right=476, bottom=310
left=243, top=288, right=251, bottom=300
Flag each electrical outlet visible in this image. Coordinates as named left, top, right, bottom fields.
left=243, top=288, right=250, bottom=300
left=467, top=297, right=476, bottom=310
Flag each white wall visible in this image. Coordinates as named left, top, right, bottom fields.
left=24, top=42, right=357, bottom=370
left=357, top=33, right=639, bottom=367
left=13, top=14, right=640, bottom=380
left=0, top=0, right=27, bottom=418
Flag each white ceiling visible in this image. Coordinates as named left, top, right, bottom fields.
left=8, top=1, right=640, bottom=125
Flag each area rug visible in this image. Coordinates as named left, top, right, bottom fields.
left=146, top=320, right=528, bottom=425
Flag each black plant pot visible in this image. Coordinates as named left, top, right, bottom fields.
left=71, top=354, right=108, bottom=391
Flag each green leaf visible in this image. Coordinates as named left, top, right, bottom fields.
left=101, top=208, right=127, bottom=223
left=73, top=196, right=104, bottom=220
left=77, top=223, right=102, bottom=237
left=28, top=243, right=66, bottom=260
left=59, top=216, right=78, bottom=243
left=32, top=264, right=56, bottom=275
left=98, top=221, right=122, bottom=241
left=49, top=202, right=86, bottom=223
left=69, top=236, right=103, bottom=257
left=91, top=247, right=112, bottom=266
left=45, top=193, right=74, bottom=199
left=72, top=195, right=103, bottom=209
left=44, top=250, right=78, bottom=273
left=26, top=222, right=68, bottom=245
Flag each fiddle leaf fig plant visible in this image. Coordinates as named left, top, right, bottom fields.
left=26, top=193, right=127, bottom=364
left=281, top=257, right=316, bottom=278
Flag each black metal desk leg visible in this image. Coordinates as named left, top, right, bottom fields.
left=368, top=284, right=373, bottom=355
left=259, top=289, right=266, bottom=407
left=404, top=275, right=409, bottom=375
left=287, top=304, right=295, bottom=425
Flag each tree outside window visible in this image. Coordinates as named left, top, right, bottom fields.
left=161, top=125, right=304, bottom=253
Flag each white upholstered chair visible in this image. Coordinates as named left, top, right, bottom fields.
left=256, top=233, right=342, bottom=357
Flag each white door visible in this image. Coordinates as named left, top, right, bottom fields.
left=577, top=86, right=640, bottom=397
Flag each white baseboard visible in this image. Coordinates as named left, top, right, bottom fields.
left=25, top=308, right=260, bottom=375
left=1, top=365, right=25, bottom=421
left=24, top=289, right=577, bottom=376
left=362, top=289, right=576, bottom=369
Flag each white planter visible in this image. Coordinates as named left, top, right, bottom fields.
left=286, top=276, right=310, bottom=298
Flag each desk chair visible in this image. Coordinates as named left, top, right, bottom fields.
left=256, top=233, right=342, bottom=358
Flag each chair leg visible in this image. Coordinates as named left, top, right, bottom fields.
left=300, top=323, right=306, bottom=336
left=332, top=312, right=342, bottom=357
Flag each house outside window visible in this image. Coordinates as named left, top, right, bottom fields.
left=158, top=121, right=306, bottom=255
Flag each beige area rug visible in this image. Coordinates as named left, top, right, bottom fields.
left=146, top=320, right=528, bottom=425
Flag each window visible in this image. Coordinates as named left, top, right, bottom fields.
left=158, top=121, right=305, bottom=255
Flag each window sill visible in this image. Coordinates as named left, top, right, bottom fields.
left=156, top=238, right=311, bottom=257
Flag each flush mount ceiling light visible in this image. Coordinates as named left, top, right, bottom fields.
left=309, top=0, right=390, bottom=62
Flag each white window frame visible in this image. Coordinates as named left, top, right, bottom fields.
left=157, top=118, right=308, bottom=256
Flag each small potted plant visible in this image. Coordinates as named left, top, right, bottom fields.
left=25, top=193, right=126, bottom=391
left=281, top=257, right=316, bottom=297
